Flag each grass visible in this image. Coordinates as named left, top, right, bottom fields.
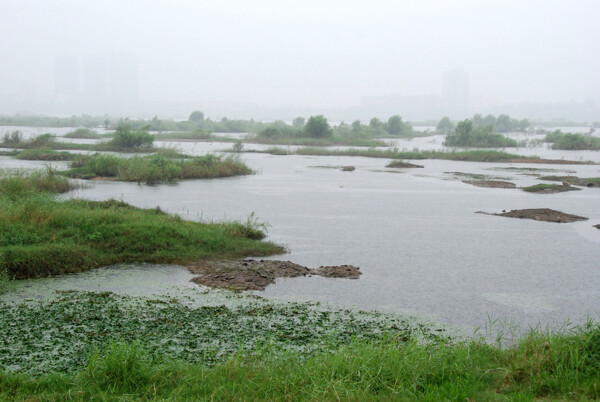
left=539, top=175, right=600, bottom=187
left=522, top=183, right=578, bottom=193
left=64, top=128, right=103, bottom=139
left=0, top=168, right=79, bottom=196
left=1, top=132, right=155, bottom=153
left=0, top=170, right=283, bottom=279
left=15, top=148, right=77, bottom=161
left=65, top=153, right=253, bottom=184
left=0, top=308, right=597, bottom=400
left=258, top=146, right=535, bottom=162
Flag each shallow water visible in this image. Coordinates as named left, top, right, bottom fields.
left=2, top=131, right=599, bottom=332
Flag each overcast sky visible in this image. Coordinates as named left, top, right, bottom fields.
left=1, top=0, right=599, bottom=109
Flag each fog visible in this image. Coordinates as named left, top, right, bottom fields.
left=0, top=0, right=599, bottom=120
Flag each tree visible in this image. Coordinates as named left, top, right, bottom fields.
left=385, top=115, right=403, bottom=135
left=304, top=115, right=332, bottom=138
left=472, top=114, right=484, bottom=127
left=436, top=116, right=454, bottom=134
left=292, top=117, right=305, bottom=128
left=369, top=117, right=381, bottom=128
left=482, top=114, right=496, bottom=128
left=188, top=111, right=204, bottom=123
left=494, top=114, right=512, bottom=133
left=351, top=120, right=362, bottom=133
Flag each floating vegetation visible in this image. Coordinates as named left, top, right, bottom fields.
left=0, top=290, right=452, bottom=375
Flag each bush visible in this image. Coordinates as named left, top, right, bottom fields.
left=445, top=120, right=518, bottom=148
left=109, top=125, right=154, bottom=149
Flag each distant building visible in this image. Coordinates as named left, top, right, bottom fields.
left=442, top=69, right=469, bottom=117
left=82, top=52, right=138, bottom=104
left=54, top=55, right=79, bottom=102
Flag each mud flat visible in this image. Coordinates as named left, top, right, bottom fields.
left=463, top=180, right=516, bottom=188
left=189, top=260, right=361, bottom=291
left=476, top=208, right=588, bottom=223
left=386, top=161, right=424, bottom=168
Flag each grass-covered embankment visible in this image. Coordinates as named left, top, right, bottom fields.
left=259, top=147, right=535, bottom=162
left=65, top=153, right=252, bottom=184
left=1, top=127, right=156, bottom=153
left=0, top=292, right=597, bottom=401
left=0, top=170, right=283, bottom=279
left=14, top=148, right=77, bottom=161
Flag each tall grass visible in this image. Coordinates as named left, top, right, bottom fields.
left=67, top=153, right=252, bottom=184
left=0, top=168, right=77, bottom=196
left=1, top=322, right=598, bottom=400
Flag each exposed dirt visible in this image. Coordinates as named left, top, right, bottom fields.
left=594, top=224, right=600, bottom=230
left=386, top=161, right=424, bottom=168
left=476, top=208, right=588, bottom=223
left=463, top=180, right=516, bottom=188
left=188, top=260, right=361, bottom=291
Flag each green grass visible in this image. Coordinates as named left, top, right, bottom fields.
left=0, top=313, right=597, bottom=400
left=1, top=132, right=156, bottom=153
left=261, top=147, right=535, bottom=162
left=0, top=168, right=78, bottom=196
left=0, top=170, right=283, bottom=279
left=64, top=128, right=103, bottom=139
left=65, top=153, right=253, bottom=184
left=522, top=183, right=577, bottom=193
left=15, top=148, right=76, bottom=161
left=539, top=175, right=600, bottom=186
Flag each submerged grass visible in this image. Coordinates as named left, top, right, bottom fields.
left=0, top=297, right=597, bottom=401
left=65, top=153, right=252, bottom=184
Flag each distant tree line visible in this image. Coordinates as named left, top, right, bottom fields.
left=436, top=114, right=529, bottom=134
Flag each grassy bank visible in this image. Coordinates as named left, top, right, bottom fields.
left=0, top=170, right=283, bottom=279
left=65, top=153, right=252, bottom=184
left=1, top=130, right=155, bottom=153
left=258, top=147, right=534, bottom=162
left=14, top=148, right=77, bottom=161
left=0, top=294, right=597, bottom=401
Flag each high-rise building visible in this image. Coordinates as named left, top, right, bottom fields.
left=442, top=69, right=469, bottom=117
left=82, top=52, right=138, bottom=104
left=54, top=55, right=79, bottom=102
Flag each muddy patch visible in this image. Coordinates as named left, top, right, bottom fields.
left=188, top=260, right=361, bottom=291
left=476, top=208, right=588, bottom=223
left=386, top=161, right=424, bottom=168
left=594, top=224, right=600, bottom=230
left=463, top=180, right=516, bottom=188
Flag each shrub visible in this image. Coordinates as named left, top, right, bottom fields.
left=109, top=125, right=154, bottom=149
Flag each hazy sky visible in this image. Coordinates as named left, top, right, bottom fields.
left=1, top=0, right=599, bottom=108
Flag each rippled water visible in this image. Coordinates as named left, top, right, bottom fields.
left=2, top=127, right=599, bottom=332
